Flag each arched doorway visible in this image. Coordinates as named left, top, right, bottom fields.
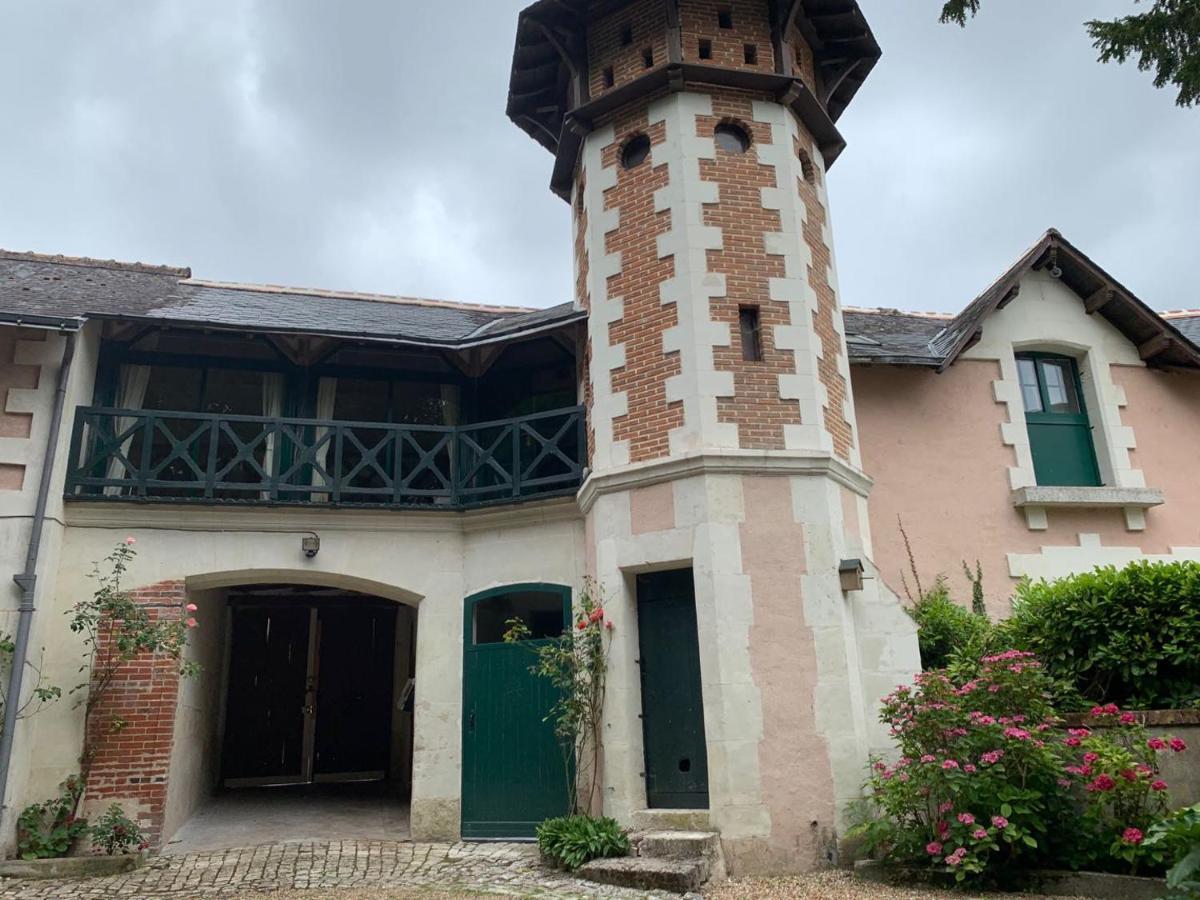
left=165, top=581, right=416, bottom=851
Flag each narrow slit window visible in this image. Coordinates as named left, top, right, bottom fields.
left=744, top=43, right=758, bottom=65
left=739, top=307, right=763, bottom=361
left=718, top=9, right=733, bottom=29
left=603, top=66, right=615, bottom=88
left=642, top=47, right=654, bottom=68
left=698, top=38, right=712, bottom=60
left=620, top=24, right=633, bottom=46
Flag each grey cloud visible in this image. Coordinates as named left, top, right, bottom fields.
left=1, top=1, right=1195, bottom=313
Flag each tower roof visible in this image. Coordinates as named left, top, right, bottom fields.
left=507, top=0, right=881, bottom=197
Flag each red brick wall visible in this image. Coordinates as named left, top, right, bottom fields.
left=794, top=133, right=854, bottom=460
left=699, top=90, right=802, bottom=449
left=589, top=0, right=669, bottom=96
left=603, top=108, right=683, bottom=463
left=681, top=0, right=775, bottom=71
left=786, top=23, right=820, bottom=93
left=84, top=580, right=186, bottom=848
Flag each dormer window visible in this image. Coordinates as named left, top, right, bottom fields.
left=1016, top=352, right=1101, bottom=487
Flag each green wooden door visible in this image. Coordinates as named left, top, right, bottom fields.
left=1016, top=353, right=1102, bottom=487
left=636, top=569, right=710, bottom=809
left=461, top=585, right=572, bottom=839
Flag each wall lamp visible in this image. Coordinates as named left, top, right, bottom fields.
left=302, top=533, right=321, bottom=559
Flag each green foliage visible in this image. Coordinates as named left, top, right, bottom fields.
left=936, top=0, right=1200, bottom=107
left=504, top=580, right=612, bottom=815
left=1146, top=803, right=1200, bottom=896
left=89, top=804, right=148, bottom=856
left=536, top=815, right=630, bottom=870
left=963, top=561, right=987, bottom=617
left=0, top=632, right=61, bottom=733
left=1006, top=561, right=1200, bottom=709
left=16, top=777, right=88, bottom=860
left=849, top=653, right=1186, bottom=885
left=906, top=578, right=991, bottom=670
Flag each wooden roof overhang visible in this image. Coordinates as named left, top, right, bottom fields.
left=507, top=0, right=881, bottom=200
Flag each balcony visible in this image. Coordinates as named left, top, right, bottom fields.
left=65, top=405, right=586, bottom=510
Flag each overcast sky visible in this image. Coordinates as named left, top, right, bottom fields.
left=1, top=1, right=1196, bottom=313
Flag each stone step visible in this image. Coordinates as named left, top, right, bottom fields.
left=577, top=855, right=707, bottom=894
left=638, top=830, right=721, bottom=861
left=630, top=809, right=711, bottom=833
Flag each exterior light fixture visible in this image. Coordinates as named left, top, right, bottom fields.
left=838, top=558, right=865, bottom=593
left=302, top=533, right=320, bottom=559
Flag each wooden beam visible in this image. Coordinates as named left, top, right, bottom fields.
left=997, top=284, right=1021, bottom=309
left=1084, top=287, right=1115, bottom=314
left=1138, top=333, right=1172, bottom=361
left=528, top=17, right=588, bottom=108
left=819, top=57, right=862, bottom=103
left=664, top=0, right=683, bottom=65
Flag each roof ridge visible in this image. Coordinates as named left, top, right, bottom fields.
left=843, top=305, right=955, bottom=319
left=0, top=248, right=191, bottom=278
left=181, top=278, right=536, bottom=315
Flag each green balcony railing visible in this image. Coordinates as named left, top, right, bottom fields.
left=65, top=405, right=585, bottom=509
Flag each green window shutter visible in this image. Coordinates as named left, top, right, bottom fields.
left=1016, top=353, right=1101, bottom=487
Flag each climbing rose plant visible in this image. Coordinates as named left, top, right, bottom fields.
left=504, top=580, right=613, bottom=816
left=850, top=650, right=1187, bottom=884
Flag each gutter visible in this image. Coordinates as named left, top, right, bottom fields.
left=0, top=325, right=80, bottom=814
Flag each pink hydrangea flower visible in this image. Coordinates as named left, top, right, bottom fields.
left=926, top=842, right=943, bottom=856
left=1083, top=752, right=1099, bottom=764
left=972, top=828, right=988, bottom=840
left=963, top=764, right=977, bottom=774
left=957, top=812, right=975, bottom=825
left=920, top=754, right=937, bottom=764
left=991, top=816, right=1008, bottom=829
left=945, top=848, right=968, bottom=866
left=942, top=760, right=960, bottom=771
left=1063, top=737, right=1081, bottom=748
left=1148, top=737, right=1168, bottom=751
left=1004, top=727, right=1031, bottom=741
left=1087, top=774, right=1116, bottom=792
left=1169, top=737, right=1187, bottom=752
left=938, top=801, right=954, bottom=814
left=1122, top=828, right=1144, bottom=845
left=1069, top=728, right=1091, bottom=738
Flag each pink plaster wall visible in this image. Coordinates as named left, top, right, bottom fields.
left=852, top=360, right=1200, bottom=616
left=739, top=475, right=836, bottom=872
left=629, top=481, right=675, bottom=534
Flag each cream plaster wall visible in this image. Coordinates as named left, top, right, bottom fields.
left=21, top=500, right=586, bottom=844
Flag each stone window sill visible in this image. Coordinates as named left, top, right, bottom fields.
left=1011, top=486, right=1165, bottom=531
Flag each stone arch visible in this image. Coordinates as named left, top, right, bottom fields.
left=184, top=569, right=422, bottom=607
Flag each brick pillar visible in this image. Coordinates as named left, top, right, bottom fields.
left=82, top=580, right=186, bottom=848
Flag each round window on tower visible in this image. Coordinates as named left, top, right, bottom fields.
left=621, top=134, right=651, bottom=170
left=714, top=122, right=751, bottom=154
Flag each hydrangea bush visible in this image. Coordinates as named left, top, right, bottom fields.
left=850, top=650, right=1188, bottom=884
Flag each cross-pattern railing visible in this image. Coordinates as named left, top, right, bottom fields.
left=65, top=406, right=586, bottom=509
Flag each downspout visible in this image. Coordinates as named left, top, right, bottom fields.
left=0, top=329, right=78, bottom=813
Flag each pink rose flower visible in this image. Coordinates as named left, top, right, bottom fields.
left=186, top=617, right=198, bottom=629
left=186, top=603, right=198, bottom=612
left=942, top=759, right=960, bottom=770
left=1122, top=827, right=1144, bottom=845
left=1083, top=752, right=1099, bottom=764
left=1063, top=737, right=1081, bottom=748
left=124, top=536, right=136, bottom=545
left=1119, top=712, right=1136, bottom=725
left=1120, top=769, right=1138, bottom=783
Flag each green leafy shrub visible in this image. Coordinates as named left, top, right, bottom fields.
left=537, top=815, right=630, bottom=870
left=17, top=777, right=89, bottom=860
left=1006, top=561, right=1200, bottom=709
left=850, top=652, right=1187, bottom=885
left=906, top=578, right=992, bottom=670
left=89, top=804, right=148, bottom=856
left=1145, top=803, right=1200, bottom=897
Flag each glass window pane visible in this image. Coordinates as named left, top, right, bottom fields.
left=202, top=369, right=266, bottom=416
left=474, top=591, right=565, bottom=645
left=1016, top=357, right=1042, bottom=412
left=142, top=366, right=203, bottom=412
left=1039, top=360, right=1081, bottom=414
left=391, top=382, right=451, bottom=425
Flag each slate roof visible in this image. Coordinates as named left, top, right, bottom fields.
left=843, top=230, right=1200, bottom=370
left=0, top=251, right=582, bottom=347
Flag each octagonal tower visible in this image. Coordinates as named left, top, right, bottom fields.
left=508, top=0, right=919, bottom=874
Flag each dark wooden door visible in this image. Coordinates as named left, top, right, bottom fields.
left=313, top=605, right=397, bottom=779
left=222, top=606, right=312, bottom=784
left=637, top=569, right=709, bottom=809
left=461, top=585, right=572, bottom=838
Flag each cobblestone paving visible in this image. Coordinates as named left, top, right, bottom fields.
left=0, top=842, right=669, bottom=899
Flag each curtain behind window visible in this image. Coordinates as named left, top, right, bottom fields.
left=104, top=364, right=152, bottom=494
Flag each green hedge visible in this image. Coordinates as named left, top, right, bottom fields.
left=1005, top=560, right=1200, bottom=709
left=907, top=577, right=992, bottom=670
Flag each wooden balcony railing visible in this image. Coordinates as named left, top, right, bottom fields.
left=65, top=405, right=586, bottom=509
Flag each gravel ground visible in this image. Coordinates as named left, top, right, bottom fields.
left=703, top=870, right=1088, bottom=899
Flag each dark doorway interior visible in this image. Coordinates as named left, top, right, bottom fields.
left=221, top=587, right=413, bottom=790
left=636, top=568, right=710, bottom=809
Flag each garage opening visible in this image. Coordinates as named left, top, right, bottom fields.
left=164, top=584, right=415, bottom=852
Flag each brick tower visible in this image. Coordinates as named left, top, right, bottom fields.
left=508, top=0, right=919, bottom=874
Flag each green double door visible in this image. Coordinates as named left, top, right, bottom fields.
left=637, top=569, right=710, bottom=809
left=461, top=585, right=572, bottom=838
